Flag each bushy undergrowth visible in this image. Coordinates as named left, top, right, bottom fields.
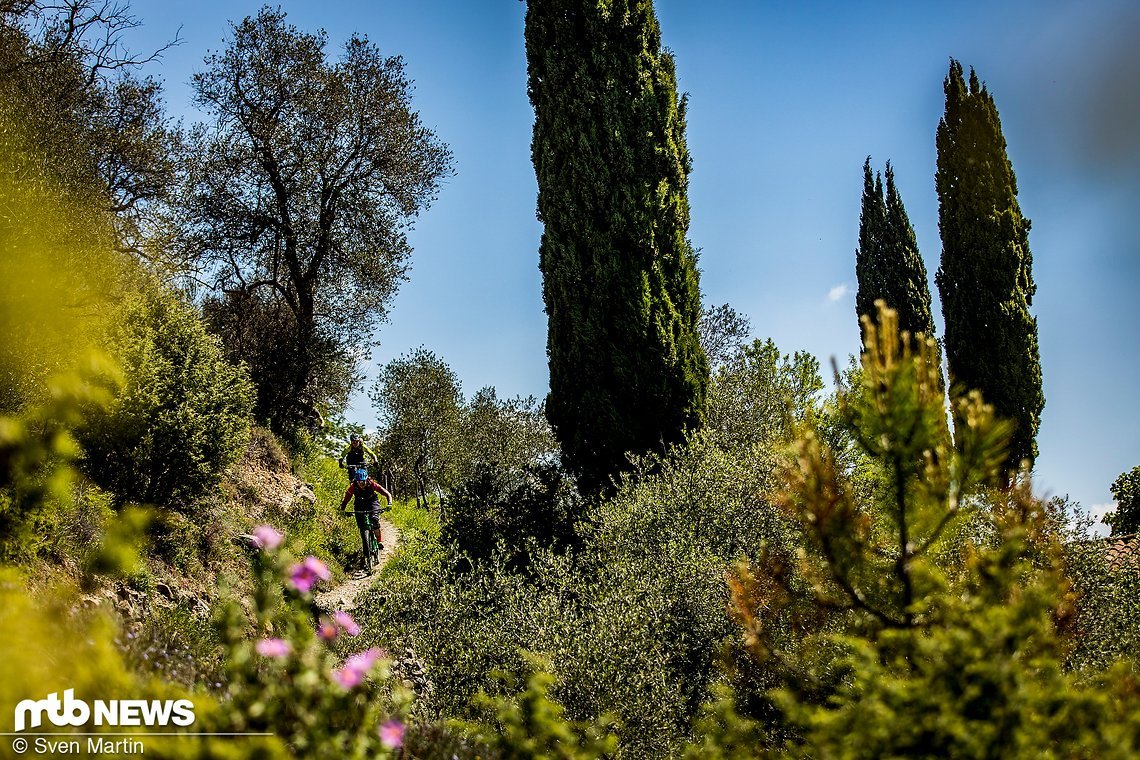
left=1062, top=537, right=1140, bottom=673
left=443, top=461, right=580, bottom=571
left=355, top=429, right=801, bottom=758
left=355, top=309, right=1140, bottom=759
left=77, top=284, right=255, bottom=510
left=0, top=533, right=414, bottom=759
left=694, top=308, right=1140, bottom=758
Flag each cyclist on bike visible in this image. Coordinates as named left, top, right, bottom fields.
left=338, top=434, right=378, bottom=480
left=340, top=466, right=392, bottom=554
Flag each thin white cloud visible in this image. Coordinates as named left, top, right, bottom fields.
left=1086, top=502, right=1117, bottom=537
left=827, top=283, right=850, bottom=302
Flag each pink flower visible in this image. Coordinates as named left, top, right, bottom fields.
left=344, top=647, right=383, bottom=673
left=332, top=664, right=365, bottom=689
left=255, top=638, right=292, bottom=658
left=333, top=610, right=361, bottom=636
left=289, top=556, right=331, bottom=593
left=330, top=647, right=386, bottom=690
left=379, top=719, right=405, bottom=749
left=252, top=524, right=284, bottom=551
left=318, top=619, right=338, bottom=641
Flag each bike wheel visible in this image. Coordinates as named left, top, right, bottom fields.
left=360, top=527, right=373, bottom=573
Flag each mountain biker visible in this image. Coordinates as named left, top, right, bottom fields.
left=341, top=466, right=392, bottom=554
left=338, top=434, right=378, bottom=479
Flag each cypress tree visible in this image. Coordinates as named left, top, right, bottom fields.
left=935, top=60, right=1044, bottom=469
left=854, top=159, right=887, bottom=325
left=525, top=0, right=708, bottom=495
left=884, top=164, right=936, bottom=341
left=855, top=158, right=936, bottom=343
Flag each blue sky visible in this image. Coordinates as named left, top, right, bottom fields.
left=128, top=0, right=1139, bottom=527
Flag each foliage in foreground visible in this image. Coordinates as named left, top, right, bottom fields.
left=697, top=306, right=1140, bottom=758
left=0, top=534, right=412, bottom=759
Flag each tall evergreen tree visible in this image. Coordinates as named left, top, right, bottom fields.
left=855, top=159, right=936, bottom=343
left=935, top=60, right=1044, bottom=469
left=855, top=160, right=887, bottom=324
left=525, top=0, right=708, bottom=495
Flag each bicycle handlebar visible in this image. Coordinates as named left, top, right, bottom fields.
left=339, top=458, right=380, bottom=467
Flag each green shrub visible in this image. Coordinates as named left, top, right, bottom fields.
left=1061, top=522, right=1140, bottom=673
left=355, top=429, right=798, bottom=759
left=442, top=462, right=579, bottom=570
left=704, top=306, right=1140, bottom=758
left=467, top=655, right=618, bottom=759
left=355, top=333, right=818, bottom=758
left=117, top=603, right=225, bottom=689
left=77, top=285, right=255, bottom=509
left=0, top=528, right=422, bottom=759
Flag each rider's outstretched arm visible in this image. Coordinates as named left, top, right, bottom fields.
left=339, top=483, right=355, bottom=510
left=371, top=479, right=393, bottom=507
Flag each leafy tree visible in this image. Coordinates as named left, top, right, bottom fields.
left=179, top=6, right=452, bottom=435
left=855, top=159, right=935, bottom=343
left=443, top=462, right=579, bottom=572
left=201, top=289, right=352, bottom=435
left=935, top=59, right=1044, bottom=470
left=706, top=339, right=822, bottom=454
left=420, top=385, right=563, bottom=569
left=0, top=1, right=181, bottom=262
left=457, top=387, right=558, bottom=484
left=699, top=303, right=752, bottom=372
left=76, top=284, right=254, bottom=509
left=854, top=160, right=886, bottom=323
left=1105, top=464, right=1140, bottom=535
left=371, top=347, right=462, bottom=507
left=526, top=0, right=709, bottom=495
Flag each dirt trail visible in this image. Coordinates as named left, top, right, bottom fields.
left=313, top=517, right=400, bottom=612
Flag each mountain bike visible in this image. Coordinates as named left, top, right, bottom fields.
left=343, top=506, right=390, bottom=574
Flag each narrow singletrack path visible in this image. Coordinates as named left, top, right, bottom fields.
left=314, top=517, right=400, bottom=612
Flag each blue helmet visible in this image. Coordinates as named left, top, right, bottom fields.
left=352, top=467, right=368, bottom=483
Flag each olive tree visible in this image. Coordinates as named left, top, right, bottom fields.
left=0, top=0, right=181, bottom=263
left=371, top=347, right=462, bottom=507
left=178, top=6, right=452, bottom=434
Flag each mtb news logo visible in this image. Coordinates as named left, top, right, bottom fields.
left=14, top=689, right=196, bottom=732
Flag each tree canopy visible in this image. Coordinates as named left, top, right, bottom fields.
left=855, top=159, right=935, bottom=345
left=0, top=0, right=180, bottom=263
left=1105, top=465, right=1140, bottom=536
left=935, top=59, right=1043, bottom=470
left=526, top=0, right=708, bottom=495
left=371, top=346, right=463, bottom=507
left=179, top=6, right=452, bottom=434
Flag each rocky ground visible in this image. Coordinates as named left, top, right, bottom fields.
left=314, top=517, right=401, bottom=612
